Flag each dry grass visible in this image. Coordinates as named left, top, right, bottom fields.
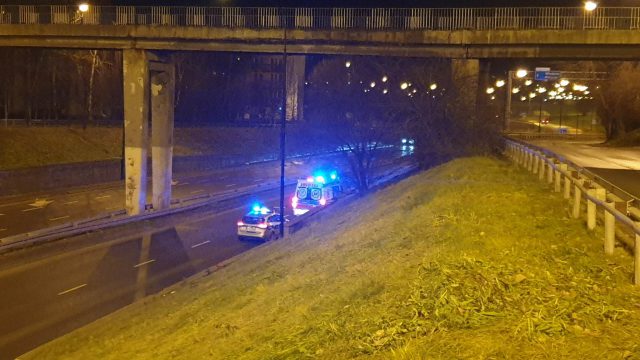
left=23, top=157, right=640, bottom=359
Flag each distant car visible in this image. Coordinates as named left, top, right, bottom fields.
left=541, top=117, right=550, bottom=124
left=237, top=206, right=282, bottom=241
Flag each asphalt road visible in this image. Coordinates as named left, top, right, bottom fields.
left=0, top=153, right=414, bottom=360
left=528, top=139, right=640, bottom=199
left=0, top=150, right=397, bottom=238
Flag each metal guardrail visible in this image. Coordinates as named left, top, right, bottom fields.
left=507, top=132, right=606, bottom=142
left=2, top=5, right=640, bottom=31
left=505, top=138, right=640, bottom=285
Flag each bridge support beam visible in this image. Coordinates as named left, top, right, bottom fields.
left=286, top=55, right=305, bottom=121
left=123, top=49, right=175, bottom=215
left=451, top=59, right=479, bottom=128
left=123, top=49, right=150, bottom=215
left=150, top=61, right=175, bottom=211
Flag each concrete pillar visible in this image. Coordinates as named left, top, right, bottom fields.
left=123, top=49, right=150, bottom=215
left=604, top=202, right=615, bottom=255
left=285, top=55, right=305, bottom=121
left=150, top=63, right=175, bottom=211
left=451, top=58, right=479, bottom=128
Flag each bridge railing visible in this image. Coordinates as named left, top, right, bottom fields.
left=2, top=5, right=640, bottom=31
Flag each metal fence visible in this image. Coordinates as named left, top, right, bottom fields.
left=505, top=138, right=640, bottom=285
left=2, top=5, right=640, bottom=30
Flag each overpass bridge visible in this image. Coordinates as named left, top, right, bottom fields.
left=1, top=5, right=636, bottom=216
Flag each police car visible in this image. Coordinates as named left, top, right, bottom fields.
left=237, top=205, right=283, bottom=241
left=291, top=171, right=342, bottom=216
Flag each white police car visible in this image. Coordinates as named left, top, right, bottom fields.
left=237, top=205, right=283, bottom=241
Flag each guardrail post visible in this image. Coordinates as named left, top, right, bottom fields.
left=604, top=202, right=615, bottom=255
left=554, top=163, right=562, bottom=192
left=539, top=157, right=545, bottom=180
left=547, top=161, right=554, bottom=185
left=573, top=180, right=582, bottom=219
left=587, top=188, right=597, bottom=230
left=527, top=151, right=534, bottom=172
left=563, top=168, right=571, bottom=199
left=532, top=153, right=539, bottom=174
left=635, top=224, right=640, bottom=286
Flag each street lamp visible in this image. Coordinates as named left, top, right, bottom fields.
left=345, top=61, right=351, bottom=68
left=400, top=82, right=408, bottom=90
left=584, top=1, right=598, bottom=12
left=486, top=87, right=495, bottom=94
left=496, top=79, right=505, bottom=88
left=429, top=83, right=437, bottom=90
left=525, top=80, right=533, bottom=86
left=516, top=69, right=528, bottom=78
left=78, top=3, right=90, bottom=12
left=559, top=79, right=570, bottom=87
left=381, top=76, right=388, bottom=83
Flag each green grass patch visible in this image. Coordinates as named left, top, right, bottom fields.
left=23, top=157, right=640, bottom=359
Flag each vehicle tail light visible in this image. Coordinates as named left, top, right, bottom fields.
left=257, top=222, right=268, bottom=229
left=237, top=221, right=244, bottom=226
left=319, top=197, right=327, bottom=206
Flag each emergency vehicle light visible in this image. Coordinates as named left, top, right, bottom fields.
left=320, top=198, right=327, bottom=206
left=306, top=176, right=314, bottom=182
left=315, top=176, right=326, bottom=184
left=330, top=172, right=337, bottom=180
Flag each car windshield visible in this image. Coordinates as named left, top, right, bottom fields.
left=242, top=216, right=264, bottom=225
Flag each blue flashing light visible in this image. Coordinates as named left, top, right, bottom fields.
left=330, top=171, right=337, bottom=180
left=252, top=204, right=261, bottom=212
left=315, top=175, right=326, bottom=184
left=402, top=138, right=407, bottom=144
left=260, top=207, right=270, bottom=215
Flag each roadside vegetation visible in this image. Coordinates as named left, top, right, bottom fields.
left=24, top=157, right=640, bottom=359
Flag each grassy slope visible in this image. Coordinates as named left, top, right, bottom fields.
left=24, top=157, right=640, bottom=359
left=0, top=127, right=287, bottom=170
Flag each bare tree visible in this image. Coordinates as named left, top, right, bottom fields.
left=594, top=62, right=640, bottom=141
left=307, top=57, right=403, bottom=192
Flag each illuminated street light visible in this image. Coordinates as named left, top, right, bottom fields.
left=560, top=79, right=570, bottom=87
left=557, top=87, right=565, bottom=93
left=78, top=3, right=90, bottom=12
left=529, top=92, right=536, bottom=98
left=382, top=76, right=388, bottom=83
left=430, top=83, right=437, bottom=90
left=520, top=96, right=527, bottom=101
left=585, top=1, right=598, bottom=12
left=486, top=87, right=495, bottom=94
left=370, top=81, right=376, bottom=88
left=345, top=61, right=351, bottom=68
left=512, top=87, right=520, bottom=94
left=383, top=89, right=388, bottom=94
left=496, top=79, right=505, bottom=88
left=525, top=80, right=533, bottom=86
left=490, top=95, right=496, bottom=100
left=538, top=87, right=547, bottom=93
left=549, top=91, right=557, bottom=97
left=400, top=82, right=408, bottom=90
left=516, top=69, right=528, bottom=78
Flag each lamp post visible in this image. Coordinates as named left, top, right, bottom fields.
left=279, top=24, right=287, bottom=238
left=504, top=69, right=528, bottom=131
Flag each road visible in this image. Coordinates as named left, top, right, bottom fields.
left=0, top=150, right=396, bottom=239
left=528, top=139, right=640, bottom=198
left=0, top=153, right=414, bottom=360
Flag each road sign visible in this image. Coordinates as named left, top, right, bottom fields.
left=534, top=67, right=550, bottom=81
left=534, top=67, right=561, bottom=81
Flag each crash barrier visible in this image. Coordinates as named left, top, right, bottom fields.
left=285, top=165, right=419, bottom=236
left=505, top=138, right=640, bottom=285
left=507, top=132, right=605, bottom=142
left=0, top=178, right=298, bottom=252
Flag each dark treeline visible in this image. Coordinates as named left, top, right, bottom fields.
left=0, top=48, right=285, bottom=127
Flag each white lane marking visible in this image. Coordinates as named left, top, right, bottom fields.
left=191, top=240, right=211, bottom=249
left=95, top=195, right=111, bottom=200
left=190, top=189, right=205, bottom=194
left=57, top=283, right=87, bottom=296
left=49, top=215, right=70, bottom=222
left=64, top=201, right=79, bottom=205
left=22, top=208, right=42, bottom=212
left=134, top=259, right=156, bottom=268
left=225, top=184, right=236, bottom=187
left=176, top=182, right=189, bottom=186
